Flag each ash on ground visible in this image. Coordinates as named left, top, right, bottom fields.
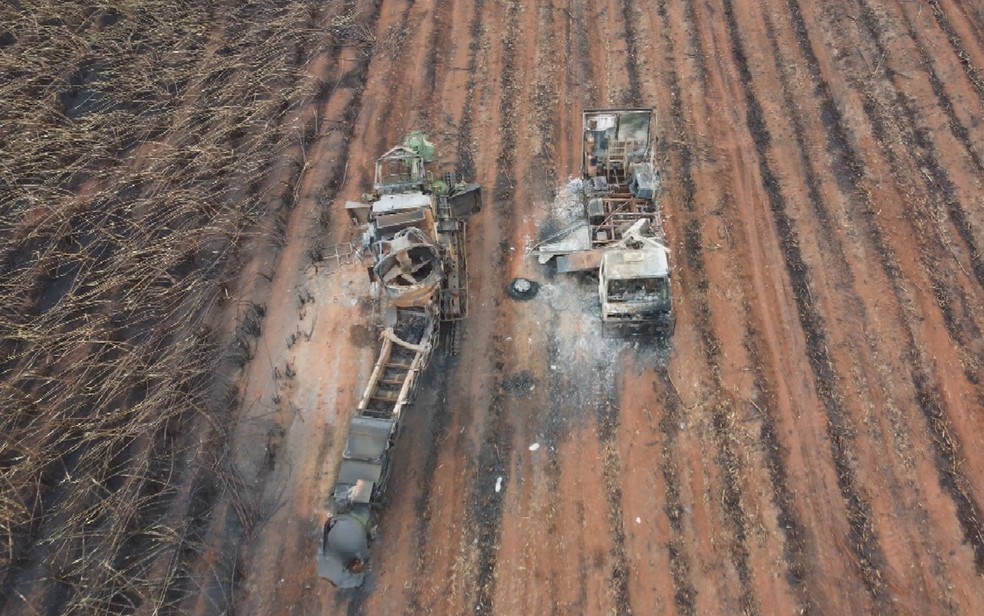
left=516, top=180, right=672, bottom=442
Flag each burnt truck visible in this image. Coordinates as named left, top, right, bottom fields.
left=535, top=108, right=674, bottom=335
left=318, top=133, right=480, bottom=588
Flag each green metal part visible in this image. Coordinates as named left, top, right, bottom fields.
left=403, top=131, right=435, bottom=162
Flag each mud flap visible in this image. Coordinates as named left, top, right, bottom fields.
left=317, top=514, right=370, bottom=588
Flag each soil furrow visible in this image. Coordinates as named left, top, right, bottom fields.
left=780, top=0, right=984, bottom=578
left=668, top=85, right=759, bottom=616
left=366, top=0, right=424, bottom=164
left=761, top=0, right=938, bottom=585
left=892, top=4, right=984, bottom=180
left=420, top=0, right=450, bottom=124
left=930, top=0, right=984, bottom=57
left=569, top=0, right=595, bottom=104
left=540, top=331, right=567, bottom=612
left=401, top=352, right=453, bottom=614
left=641, top=5, right=704, bottom=613
left=682, top=211, right=759, bottom=615
left=795, top=11, right=984, bottom=588
left=654, top=368, right=698, bottom=616
left=453, top=0, right=485, bottom=180
left=851, top=1, right=984, bottom=298
left=924, top=0, right=984, bottom=102
left=742, top=327, right=813, bottom=609
left=720, top=0, right=892, bottom=608
left=468, top=2, right=522, bottom=612
left=596, top=367, right=631, bottom=615
left=654, top=0, right=810, bottom=610
left=469, top=374, right=514, bottom=616
left=618, top=0, right=641, bottom=106
left=784, top=0, right=984, bottom=419
left=752, top=0, right=964, bottom=605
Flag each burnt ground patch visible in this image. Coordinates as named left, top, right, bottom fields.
left=502, top=369, right=538, bottom=398
left=469, top=377, right=514, bottom=616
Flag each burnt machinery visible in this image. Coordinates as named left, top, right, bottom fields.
left=534, top=109, right=674, bottom=336
left=318, top=133, right=481, bottom=588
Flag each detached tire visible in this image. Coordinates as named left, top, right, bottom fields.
left=507, top=277, right=539, bottom=301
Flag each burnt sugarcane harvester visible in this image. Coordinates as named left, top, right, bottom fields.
left=317, top=133, right=481, bottom=588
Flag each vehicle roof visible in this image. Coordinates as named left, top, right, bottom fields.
left=602, top=248, right=669, bottom=279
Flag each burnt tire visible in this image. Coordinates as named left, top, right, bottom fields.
left=507, top=277, right=539, bottom=300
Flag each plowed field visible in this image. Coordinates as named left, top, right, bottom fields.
left=229, top=1, right=984, bottom=614
left=5, top=0, right=984, bottom=615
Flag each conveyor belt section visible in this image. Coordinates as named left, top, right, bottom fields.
left=437, top=219, right=467, bottom=321
left=318, top=307, right=436, bottom=588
